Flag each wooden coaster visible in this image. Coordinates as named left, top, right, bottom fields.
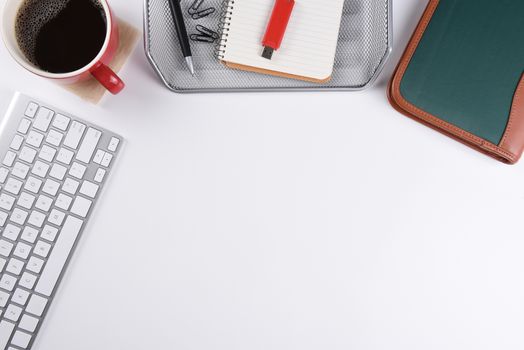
left=63, top=18, right=140, bottom=104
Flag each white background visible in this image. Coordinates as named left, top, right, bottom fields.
left=1, top=0, right=524, bottom=349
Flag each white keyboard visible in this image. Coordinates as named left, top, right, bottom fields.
left=0, top=93, right=122, bottom=350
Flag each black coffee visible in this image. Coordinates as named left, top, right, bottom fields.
left=15, top=0, right=107, bottom=73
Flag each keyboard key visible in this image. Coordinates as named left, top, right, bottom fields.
left=5, top=304, right=22, bottom=321
left=0, top=212, right=7, bottom=226
left=25, top=102, right=39, bottom=118
left=28, top=211, right=46, bottom=228
left=49, top=163, right=67, bottom=180
left=24, top=176, right=42, bottom=194
left=19, top=272, right=37, bottom=290
left=80, top=181, right=99, bottom=198
left=6, top=258, right=24, bottom=275
left=17, top=119, right=31, bottom=134
left=13, top=242, right=31, bottom=259
left=101, top=152, right=113, bottom=167
left=26, top=294, right=47, bottom=316
left=19, top=314, right=39, bottom=333
left=94, top=168, right=106, bottom=183
left=63, top=121, right=86, bottom=149
left=39, top=145, right=57, bottom=162
left=10, top=135, right=24, bottom=151
left=56, top=148, right=74, bottom=165
left=12, top=288, right=30, bottom=306
left=0, top=194, right=15, bottom=211
left=27, top=256, right=44, bottom=274
left=42, top=179, right=60, bottom=196
left=69, top=162, right=87, bottom=179
left=62, top=178, right=79, bottom=195
left=93, top=149, right=105, bottom=164
left=11, top=330, right=31, bottom=348
left=0, top=257, right=7, bottom=271
left=0, top=168, right=8, bottom=183
left=17, top=192, right=35, bottom=210
left=0, top=320, right=15, bottom=350
left=34, top=240, right=51, bottom=258
left=3, top=151, right=16, bottom=167
left=21, top=227, right=39, bottom=244
left=35, top=216, right=83, bottom=296
left=10, top=208, right=28, bottom=225
left=26, top=130, right=44, bottom=148
left=12, top=162, right=30, bottom=179
left=108, top=137, right=120, bottom=152
left=41, top=225, right=59, bottom=242
left=76, top=128, right=101, bottom=163
left=0, top=240, right=13, bottom=257
left=52, top=113, right=70, bottom=131
left=46, top=129, right=63, bottom=147
left=36, top=194, right=53, bottom=211
left=2, top=224, right=20, bottom=240
left=48, top=209, right=65, bottom=226
left=0, top=291, right=9, bottom=307
left=0, top=274, right=17, bottom=291
left=19, top=146, right=37, bottom=164
left=71, top=197, right=92, bottom=218
left=55, top=193, right=73, bottom=211
left=33, top=107, right=54, bottom=132
left=5, top=178, right=23, bottom=195
left=32, top=160, right=50, bottom=177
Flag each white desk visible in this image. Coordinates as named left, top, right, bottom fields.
left=1, top=0, right=523, bottom=349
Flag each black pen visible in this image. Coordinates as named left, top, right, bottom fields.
left=167, top=0, right=195, bottom=75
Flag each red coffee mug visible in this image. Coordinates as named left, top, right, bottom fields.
left=1, top=0, right=124, bottom=94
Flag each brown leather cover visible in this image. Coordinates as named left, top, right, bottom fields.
left=388, top=0, right=524, bottom=164
left=500, top=74, right=524, bottom=161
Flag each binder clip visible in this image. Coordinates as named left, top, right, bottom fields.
left=187, top=0, right=216, bottom=19
left=190, top=25, right=219, bottom=43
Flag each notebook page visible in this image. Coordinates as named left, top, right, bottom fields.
left=221, top=0, right=344, bottom=81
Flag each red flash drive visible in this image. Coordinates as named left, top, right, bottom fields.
left=261, top=0, right=295, bottom=60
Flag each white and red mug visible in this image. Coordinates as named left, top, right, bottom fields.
left=1, top=0, right=124, bottom=94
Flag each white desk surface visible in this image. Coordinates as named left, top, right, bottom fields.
left=1, top=0, right=523, bottom=349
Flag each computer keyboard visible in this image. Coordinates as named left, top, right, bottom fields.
left=0, top=93, right=122, bottom=350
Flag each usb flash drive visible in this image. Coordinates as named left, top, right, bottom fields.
left=261, top=0, right=295, bottom=60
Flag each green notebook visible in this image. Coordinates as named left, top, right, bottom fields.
left=389, top=0, right=524, bottom=164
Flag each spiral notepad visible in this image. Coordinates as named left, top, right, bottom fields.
left=217, top=0, right=345, bottom=83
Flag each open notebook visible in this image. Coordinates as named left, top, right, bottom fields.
left=217, top=0, right=345, bottom=83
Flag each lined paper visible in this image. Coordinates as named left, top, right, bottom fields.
left=221, top=0, right=345, bottom=81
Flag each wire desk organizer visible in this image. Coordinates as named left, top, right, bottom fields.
left=144, top=0, right=392, bottom=93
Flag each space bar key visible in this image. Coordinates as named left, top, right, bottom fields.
left=35, top=216, right=84, bottom=297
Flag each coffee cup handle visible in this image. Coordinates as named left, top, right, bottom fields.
left=90, top=63, right=125, bottom=94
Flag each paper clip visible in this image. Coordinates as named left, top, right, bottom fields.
left=190, top=25, right=219, bottom=43
left=187, top=0, right=215, bottom=19
left=190, top=34, right=216, bottom=43
left=188, top=0, right=205, bottom=15
left=191, top=7, right=216, bottom=19
left=196, top=24, right=219, bottom=39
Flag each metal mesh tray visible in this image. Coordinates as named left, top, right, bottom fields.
left=144, top=0, right=392, bottom=92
